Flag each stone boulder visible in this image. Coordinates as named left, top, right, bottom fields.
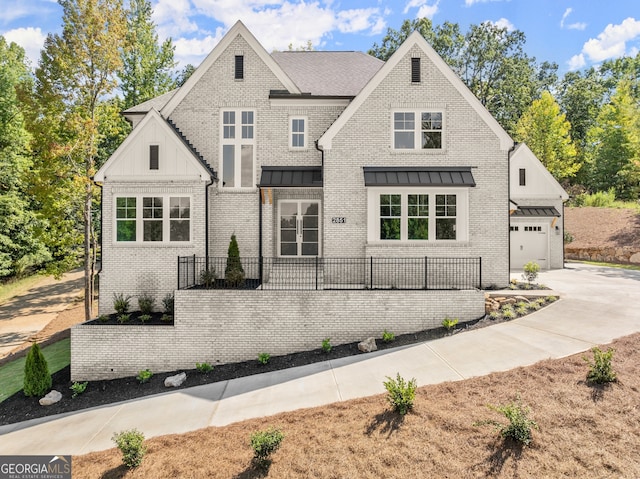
left=164, top=372, right=187, bottom=388
left=39, top=390, right=62, bottom=406
left=358, top=337, right=377, bottom=353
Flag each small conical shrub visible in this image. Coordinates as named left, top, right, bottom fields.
left=23, top=342, right=52, bottom=397
left=225, top=234, right=245, bottom=288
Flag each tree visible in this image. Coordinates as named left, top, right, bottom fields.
left=584, top=79, right=640, bottom=200
left=514, top=91, right=580, bottom=182
left=369, top=19, right=557, bottom=135
left=0, top=37, right=51, bottom=277
left=120, top=0, right=176, bottom=109
left=175, top=64, right=195, bottom=87
left=33, top=0, right=127, bottom=319
left=23, top=342, right=52, bottom=397
left=225, top=234, right=245, bottom=288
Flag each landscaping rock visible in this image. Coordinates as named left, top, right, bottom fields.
left=39, top=390, right=62, bottom=406
left=358, top=337, right=377, bottom=353
left=164, top=372, right=187, bottom=388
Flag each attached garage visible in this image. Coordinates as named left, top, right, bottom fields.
left=510, top=207, right=561, bottom=270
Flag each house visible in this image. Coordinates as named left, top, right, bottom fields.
left=74, top=21, right=520, bottom=380
left=509, top=143, right=569, bottom=270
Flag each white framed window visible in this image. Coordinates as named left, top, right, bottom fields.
left=392, top=110, right=443, bottom=150
left=290, top=116, right=307, bottom=149
left=114, top=195, right=191, bottom=243
left=367, top=188, right=467, bottom=242
left=221, top=109, right=255, bottom=188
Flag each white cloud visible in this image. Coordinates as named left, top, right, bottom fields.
left=173, top=32, right=225, bottom=67
left=403, top=0, right=439, bottom=19
left=0, top=2, right=33, bottom=24
left=3, top=27, right=47, bottom=68
left=465, top=0, right=505, bottom=6
left=581, top=17, right=640, bottom=62
left=153, top=0, right=199, bottom=40
left=489, top=18, right=514, bottom=32
left=560, top=7, right=586, bottom=30
left=567, top=53, right=585, bottom=71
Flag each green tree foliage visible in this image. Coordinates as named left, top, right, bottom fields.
left=369, top=19, right=557, bottom=134
left=121, top=0, right=176, bottom=109
left=225, top=234, right=245, bottom=287
left=23, top=342, right=52, bottom=397
left=0, top=38, right=51, bottom=277
left=175, top=64, right=195, bottom=87
left=515, top=91, right=580, bottom=182
left=32, top=0, right=127, bottom=318
left=584, top=78, right=640, bottom=200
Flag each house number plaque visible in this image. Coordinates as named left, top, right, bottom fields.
left=331, top=217, right=346, bottom=224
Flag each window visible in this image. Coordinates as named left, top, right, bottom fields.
left=519, top=168, right=526, bottom=186
left=221, top=109, right=255, bottom=188
left=524, top=226, right=542, bottom=232
left=116, top=197, right=136, bottom=241
left=115, top=196, right=190, bottom=243
left=235, top=55, right=244, bottom=79
left=393, top=111, right=443, bottom=150
left=510, top=226, right=519, bottom=232
left=290, top=117, right=307, bottom=149
left=149, top=145, right=159, bottom=170
left=411, top=57, right=421, bottom=83
left=370, top=189, right=466, bottom=242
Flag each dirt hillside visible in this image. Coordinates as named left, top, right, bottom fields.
left=564, top=207, right=640, bottom=249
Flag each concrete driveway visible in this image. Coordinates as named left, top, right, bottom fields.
left=0, top=263, right=638, bottom=455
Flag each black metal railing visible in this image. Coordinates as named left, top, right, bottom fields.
left=178, top=256, right=481, bottom=291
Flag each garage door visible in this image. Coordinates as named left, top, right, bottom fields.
left=510, top=223, right=548, bottom=270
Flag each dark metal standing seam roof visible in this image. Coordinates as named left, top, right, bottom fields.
left=511, top=206, right=561, bottom=217
left=259, top=167, right=323, bottom=187
left=363, top=167, right=476, bottom=187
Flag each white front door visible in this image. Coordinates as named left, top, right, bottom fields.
left=279, top=200, right=320, bottom=257
left=510, top=222, right=549, bottom=269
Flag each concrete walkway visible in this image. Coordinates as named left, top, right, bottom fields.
left=1, top=263, right=638, bottom=455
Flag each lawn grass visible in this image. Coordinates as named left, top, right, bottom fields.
left=568, top=260, right=640, bottom=271
left=0, top=338, right=70, bottom=402
left=0, top=274, right=46, bottom=306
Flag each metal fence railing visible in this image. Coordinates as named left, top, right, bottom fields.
left=178, top=256, right=481, bottom=291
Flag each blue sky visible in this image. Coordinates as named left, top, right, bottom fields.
left=2, top=0, right=638, bottom=75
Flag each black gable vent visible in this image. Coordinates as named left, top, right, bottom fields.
left=411, top=57, right=420, bottom=83
left=235, top=55, right=244, bottom=79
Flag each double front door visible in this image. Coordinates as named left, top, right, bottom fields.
left=279, top=200, right=320, bottom=256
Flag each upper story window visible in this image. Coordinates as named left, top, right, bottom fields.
left=115, top=196, right=191, bottom=243
left=221, top=109, right=255, bottom=188
left=149, top=145, right=159, bottom=170
left=393, top=111, right=443, bottom=150
left=290, top=117, right=307, bottom=149
left=235, top=55, right=244, bottom=80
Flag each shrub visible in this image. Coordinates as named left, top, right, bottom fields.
left=138, top=293, right=155, bottom=315
left=515, top=305, right=528, bottom=316
left=117, top=313, right=131, bottom=324
left=162, top=293, right=174, bottom=315
left=250, top=427, right=284, bottom=467
left=196, top=362, right=214, bottom=373
left=70, top=381, right=88, bottom=398
left=200, top=267, right=217, bottom=288
left=545, top=295, right=558, bottom=302
left=535, top=297, right=547, bottom=306
left=137, top=369, right=153, bottom=384
left=502, top=308, right=516, bottom=320
left=23, top=342, right=52, bottom=397
left=488, top=311, right=501, bottom=320
left=515, top=301, right=528, bottom=309
left=582, top=188, right=616, bottom=207
left=382, top=329, right=395, bottom=343
left=321, top=338, right=332, bottom=353
left=383, top=373, right=417, bottom=415
left=475, top=395, right=538, bottom=446
left=98, top=314, right=109, bottom=322
left=527, top=301, right=541, bottom=311
left=584, top=347, right=617, bottom=384
left=522, top=261, right=540, bottom=284
left=564, top=231, right=574, bottom=244
left=442, top=316, right=458, bottom=332
left=225, top=234, right=245, bottom=288
left=258, top=353, right=270, bottom=365
left=112, top=429, right=146, bottom=468
left=161, top=313, right=173, bottom=322
left=139, top=314, right=152, bottom=323
left=113, top=293, right=132, bottom=315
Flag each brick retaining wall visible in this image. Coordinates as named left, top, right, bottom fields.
left=71, top=289, right=484, bottom=380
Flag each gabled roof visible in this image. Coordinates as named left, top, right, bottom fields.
left=318, top=30, right=513, bottom=151
left=161, top=21, right=301, bottom=116
left=123, top=89, right=177, bottom=114
left=363, top=167, right=475, bottom=187
left=511, top=143, right=569, bottom=200
left=94, top=108, right=214, bottom=182
left=271, top=51, right=384, bottom=96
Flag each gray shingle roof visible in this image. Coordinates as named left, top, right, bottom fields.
left=363, top=167, right=476, bottom=187
left=123, top=89, right=177, bottom=114
left=511, top=206, right=561, bottom=217
left=271, top=51, right=384, bottom=96
left=259, top=167, right=322, bottom=187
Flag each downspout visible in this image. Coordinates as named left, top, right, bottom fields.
left=507, top=142, right=517, bottom=278
left=258, top=186, right=263, bottom=286
left=314, top=140, right=324, bottom=179
left=205, top=175, right=214, bottom=262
